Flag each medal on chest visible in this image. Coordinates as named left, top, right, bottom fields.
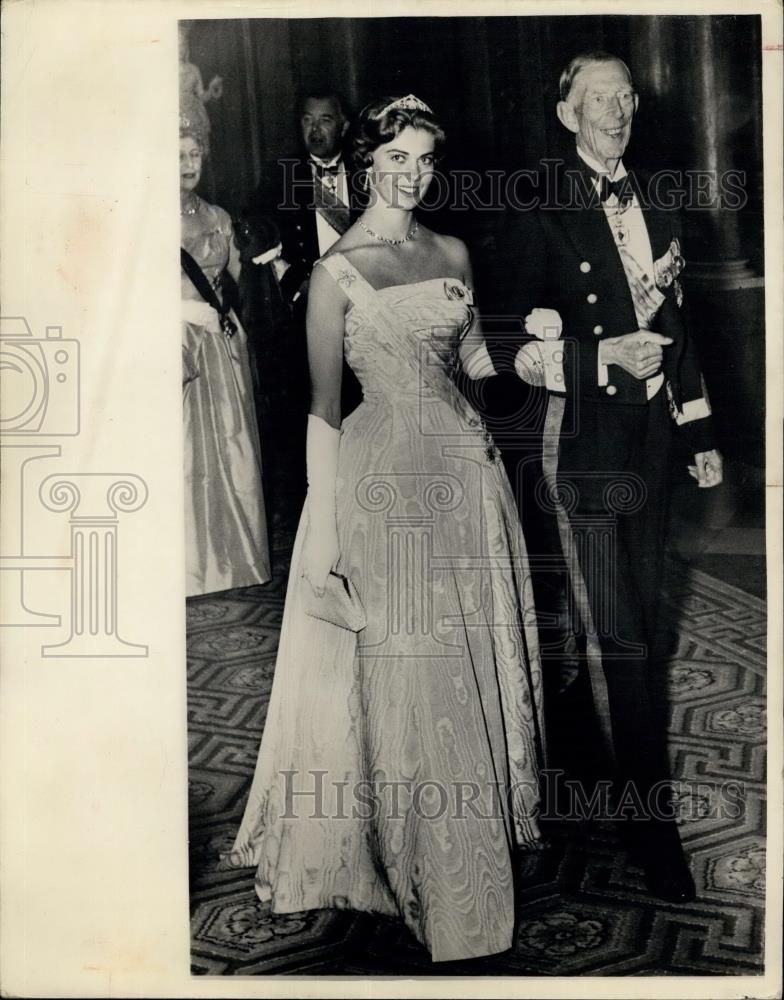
left=610, top=200, right=631, bottom=246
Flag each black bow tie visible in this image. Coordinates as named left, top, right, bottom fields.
left=598, top=174, right=634, bottom=208
left=311, top=159, right=341, bottom=179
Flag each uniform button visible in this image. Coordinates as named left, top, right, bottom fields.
left=587, top=293, right=598, bottom=304
left=593, top=324, right=603, bottom=335
left=580, top=261, right=591, bottom=273
left=606, top=384, right=617, bottom=396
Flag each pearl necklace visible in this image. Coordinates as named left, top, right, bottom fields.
left=358, top=217, right=418, bottom=246
left=181, top=195, right=200, bottom=216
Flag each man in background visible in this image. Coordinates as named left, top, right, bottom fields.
left=252, top=90, right=355, bottom=306
left=245, top=90, right=362, bottom=505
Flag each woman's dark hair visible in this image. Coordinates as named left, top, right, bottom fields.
left=350, top=96, right=445, bottom=171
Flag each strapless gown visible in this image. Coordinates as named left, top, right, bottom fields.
left=221, top=252, right=544, bottom=962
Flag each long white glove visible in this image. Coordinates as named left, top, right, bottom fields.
left=461, top=341, right=497, bottom=380
left=301, top=413, right=340, bottom=597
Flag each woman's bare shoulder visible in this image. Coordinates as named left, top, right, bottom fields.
left=325, top=221, right=386, bottom=259
left=428, top=230, right=469, bottom=265
left=198, top=199, right=232, bottom=229
left=321, top=230, right=393, bottom=279
left=416, top=226, right=470, bottom=279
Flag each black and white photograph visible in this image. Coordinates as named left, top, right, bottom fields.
left=0, top=1, right=781, bottom=996
left=181, top=11, right=773, bottom=979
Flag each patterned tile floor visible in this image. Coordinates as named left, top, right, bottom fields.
left=188, top=459, right=767, bottom=976
left=668, top=458, right=766, bottom=598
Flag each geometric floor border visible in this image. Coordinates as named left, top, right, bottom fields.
left=188, top=543, right=767, bottom=976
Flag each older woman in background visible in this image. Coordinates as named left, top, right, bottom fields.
left=180, top=99, right=270, bottom=596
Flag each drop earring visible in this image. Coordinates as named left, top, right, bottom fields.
left=362, top=166, right=376, bottom=206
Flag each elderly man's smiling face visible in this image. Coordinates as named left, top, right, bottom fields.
left=557, top=59, right=638, bottom=173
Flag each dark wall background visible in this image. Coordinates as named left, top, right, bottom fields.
left=186, top=15, right=765, bottom=464
left=190, top=14, right=763, bottom=267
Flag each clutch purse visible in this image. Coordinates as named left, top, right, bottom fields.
left=302, top=571, right=366, bottom=632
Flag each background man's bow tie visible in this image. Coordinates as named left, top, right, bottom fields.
left=598, top=174, right=634, bottom=208
left=310, top=160, right=341, bottom=180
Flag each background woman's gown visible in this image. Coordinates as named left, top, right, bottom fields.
left=222, top=253, right=544, bottom=962
left=182, top=200, right=271, bottom=596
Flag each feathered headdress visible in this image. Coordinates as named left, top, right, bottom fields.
left=179, top=91, right=211, bottom=155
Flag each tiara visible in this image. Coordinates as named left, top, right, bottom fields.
left=375, top=94, right=433, bottom=118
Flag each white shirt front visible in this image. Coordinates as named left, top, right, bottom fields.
left=577, top=147, right=663, bottom=401
left=310, top=154, right=349, bottom=256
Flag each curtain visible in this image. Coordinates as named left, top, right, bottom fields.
left=188, top=13, right=763, bottom=270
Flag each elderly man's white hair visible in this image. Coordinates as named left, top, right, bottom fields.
left=559, top=51, right=633, bottom=103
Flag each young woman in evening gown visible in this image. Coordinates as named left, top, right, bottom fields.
left=221, top=95, right=544, bottom=962
left=180, top=106, right=270, bottom=597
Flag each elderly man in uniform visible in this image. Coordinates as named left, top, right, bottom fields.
left=490, top=51, right=722, bottom=902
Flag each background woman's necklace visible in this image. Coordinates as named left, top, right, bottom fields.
left=181, top=194, right=200, bottom=216
left=358, top=217, right=418, bottom=246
